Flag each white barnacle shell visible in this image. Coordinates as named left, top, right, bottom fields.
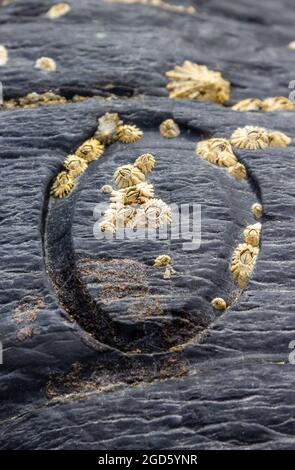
left=154, top=255, right=172, bottom=267
left=76, top=138, right=104, bottom=162
left=228, top=162, right=247, bottom=181
left=100, top=184, right=113, bottom=193
left=95, top=113, right=122, bottom=144
left=211, top=297, right=227, bottom=310
left=63, top=154, right=88, bottom=177
left=121, top=182, right=154, bottom=205
left=268, top=131, right=291, bottom=147
left=113, top=164, right=145, bottom=189
left=230, top=126, right=269, bottom=150
left=99, top=220, right=116, bottom=233
left=35, top=57, right=56, bottom=72
left=243, top=223, right=261, bottom=247
left=134, top=154, right=156, bottom=175
left=196, top=138, right=237, bottom=167
left=46, top=3, right=71, bottom=19
left=261, top=96, right=295, bottom=112
left=117, top=124, right=143, bottom=143
left=159, top=119, right=180, bottom=138
left=230, top=243, right=259, bottom=288
left=166, top=60, right=231, bottom=104
left=0, top=45, right=8, bottom=66
left=50, top=171, right=75, bottom=198
left=251, top=202, right=263, bottom=219
left=116, top=205, right=137, bottom=228
left=141, top=198, right=172, bottom=229
left=232, top=98, right=263, bottom=112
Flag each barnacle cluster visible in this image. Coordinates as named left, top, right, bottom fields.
left=46, top=3, right=71, bottom=19
left=99, top=154, right=172, bottom=233
left=230, top=221, right=261, bottom=289
left=166, top=61, right=230, bottom=104
left=1, top=91, right=87, bottom=109
left=0, top=45, right=8, bottom=66
left=232, top=96, right=295, bottom=112
left=196, top=137, right=247, bottom=181
left=51, top=113, right=144, bottom=198
left=230, top=126, right=291, bottom=149
left=159, top=119, right=180, bottom=138
left=35, top=57, right=56, bottom=72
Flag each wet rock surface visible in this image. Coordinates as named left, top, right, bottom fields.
left=0, top=0, right=295, bottom=450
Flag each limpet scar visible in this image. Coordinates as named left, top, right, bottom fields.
left=166, top=60, right=230, bottom=104
left=159, top=119, right=180, bottom=138
left=117, top=124, right=143, bottom=143
left=35, top=57, right=56, bottom=72
left=50, top=171, right=75, bottom=198
left=230, top=243, right=259, bottom=289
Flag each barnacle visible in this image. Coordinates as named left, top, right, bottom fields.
left=95, top=113, right=122, bottom=144
left=243, top=223, right=261, bottom=247
left=46, top=3, right=71, bottom=19
left=288, top=41, right=295, bottom=49
left=35, top=57, right=56, bottom=72
left=99, top=221, right=116, bottom=233
left=261, top=96, right=295, bottom=112
left=113, top=164, right=145, bottom=189
left=166, top=60, right=230, bottom=104
left=121, top=182, right=154, bottom=205
left=196, top=138, right=237, bottom=167
left=230, top=243, right=259, bottom=288
left=154, top=255, right=172, bottom=267
left=159, top=119, right=180, bottom=138
left=117, top=124, right=143, bottom=143
left=163, top=266, right=176, bottom=279
left=100, top=185, right=113, bottom=193
left=0, top=45, right=8, bottom=66
left=50, top=171, right=74, bottom=198
left=232, top=98, right=263, bottom=112
left=268, top=131, right=291, bottom=147
left=211, top=297, right=227, bottom=311
left=138, top=198, right=172, bottom=229
left=63, top=154, right=88, bottom=177
left=134, top=153, right=156, bottom=175
left=230, top=126, right=269, bottom=150
left=76, top=138, right=104, bottom=162
left=251, top=202, right=263, bottom=219
left=228, top=163, right=247, bottom=181
left=116, top=206, right=137, bottom=228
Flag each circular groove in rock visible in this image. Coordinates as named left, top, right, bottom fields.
left=43, top=118, right=262, bottom=354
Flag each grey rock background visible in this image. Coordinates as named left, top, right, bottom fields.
left=0, top=0, right=295, bottom=450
